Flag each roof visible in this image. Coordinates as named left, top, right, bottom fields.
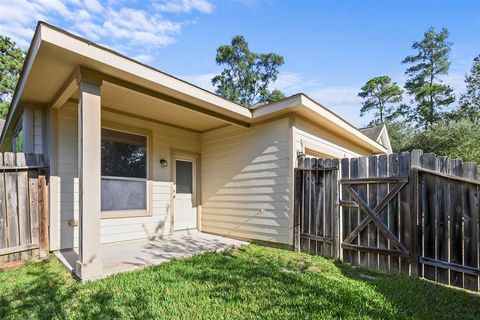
left=359, top=123, right=392, bottom=153
left=359, top=124, right=385, bottom=141
left=0, top=21, right=387, bottom=155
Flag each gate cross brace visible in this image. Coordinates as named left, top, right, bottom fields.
left=343, top=182, right=408, bottom=254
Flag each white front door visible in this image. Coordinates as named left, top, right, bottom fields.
left=174, top=158, right=197, bottom=231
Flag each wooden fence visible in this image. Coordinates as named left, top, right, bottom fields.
left=0, top=152, right=49, bottom=268
left=295, top=150, right=480, bottom=291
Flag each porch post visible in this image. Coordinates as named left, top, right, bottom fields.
left=75, top=79, right=103, bottom=280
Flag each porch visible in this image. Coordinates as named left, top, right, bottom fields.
left=55, top=230, right=246, bottom=279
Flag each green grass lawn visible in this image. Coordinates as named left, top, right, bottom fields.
left=0, top=245, right=479, bottom=319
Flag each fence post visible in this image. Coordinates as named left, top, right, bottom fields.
left=38, top=175, right=49, bottom=258
left=410, top=168, right=420, bottom=277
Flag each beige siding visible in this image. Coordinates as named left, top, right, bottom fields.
left=57, top=103, right=79, bottom=249
left=33, top=109, right=43, bottom=154
left=201, top=118, right=291, bottom=244
left=295, top=117, right=371, bottom=158
left=55, top=101, right=200, bottom=249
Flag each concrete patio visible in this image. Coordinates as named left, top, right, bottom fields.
left=55, top=230, right=247, bottom=279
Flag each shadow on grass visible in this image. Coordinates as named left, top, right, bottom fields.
left=334, top=260, right=480, bottom=320
left=0, top=259, right=121, bottom=320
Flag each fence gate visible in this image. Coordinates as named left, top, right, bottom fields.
left=294, top=157, right=339, bottom=259
left=338, top=154, right=414, bottom=274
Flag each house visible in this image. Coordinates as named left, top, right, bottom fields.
left=0, top=22, right=388, bottom=279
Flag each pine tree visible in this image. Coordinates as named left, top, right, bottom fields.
left=212, top=36, right=285, bottom=108
left=358, top=76, right=404, bottom=125
left=402, top=27, right=455, bottom=129
left=0, top=36, right=25, bottom=118
left=458, top=55, right=480, bottom=123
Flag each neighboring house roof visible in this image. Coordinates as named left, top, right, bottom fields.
left=359, top=124, right=392, bottom=153
left=359, top=124, right=384, bottom=141
left=0, top=21, right=388, bottom=155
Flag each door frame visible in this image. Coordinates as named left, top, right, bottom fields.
left=170, top=149, right=201, bottom=233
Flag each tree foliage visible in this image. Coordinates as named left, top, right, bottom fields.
left=458, top=55, right=480, bottom=123
left=388, top=120, right=480, bottom=163
left=212, top=35, right=285, bottom=108
left=358, top=76, right=404, bottom=125
left=0, top=36, right=25, bottom=119
left=402, top=27, right=455, bottom=129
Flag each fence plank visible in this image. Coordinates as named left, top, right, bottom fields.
left=0, top=154, right=6, bottom=264
left=463, top=162, right=479, bottom=291
left=399, top=152, right=411, bottom=276
left=4, top=152, right=19, bottom=261
left=299, top=157, right=307, bottom=251
left=389, top=153, right=400, bottom=273
left=341, top=158, right=351, bottom=264
left=435, top=156, right=449, bottom=285
left=322, top=159, right=331, bottom=257
left=358, top=157, right=368, bottom=268
left=27, top=154, right=39, bottom=260
left=367, top=155, right=378, bottom=270
left=16, top=153, right=31, bottom=261
left=29, top=179, right=39, bottom=244
left=350, top=157, right=359, bottom=266
left=294, top=158, right=304, bottom=251
left=38, top=175, right=49, bottom=258
left=314, top=158, right=322, bottom=256
left=449, top=159, right=464, bottom=288
left=331, top=159, right=340, bottom=260
left=411, top=150, right=423, bottom=277
left=310, top=158, right=318, bottom=255
left=422, top=153, right=437, bottom=281
left=378, top=154, right=389, bottom=272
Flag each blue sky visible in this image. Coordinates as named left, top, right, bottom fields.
left=0, top=0, right=479, bottom=126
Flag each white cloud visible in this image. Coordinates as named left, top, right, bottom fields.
left=182, top=72, right=217, bottom=91
left=154, top=0, right=214, bottom=14
left=133, top=54, right=155, bottom=64
left=83, top=0, right=103, bottom=13
left=309, top=86, right=362, bottom=107
left=0, top=0, right=214, bottom=63
left=272, top=72, right=321, bottom=93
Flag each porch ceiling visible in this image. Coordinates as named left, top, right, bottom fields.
left=72, top=82, right=229, bottom=133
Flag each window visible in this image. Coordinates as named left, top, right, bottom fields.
left=101, top=128, right=147, bottom=212
left=12, top=124, right=23, bottom=152
left=176, top=160, right=193, bottom=194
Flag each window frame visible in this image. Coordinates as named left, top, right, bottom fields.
left=100, top=124, right=152, bottom=219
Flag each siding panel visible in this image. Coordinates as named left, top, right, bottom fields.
left=295, top=118, right=371, bottom=158
left=201, top=118, right=291, bottom=244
